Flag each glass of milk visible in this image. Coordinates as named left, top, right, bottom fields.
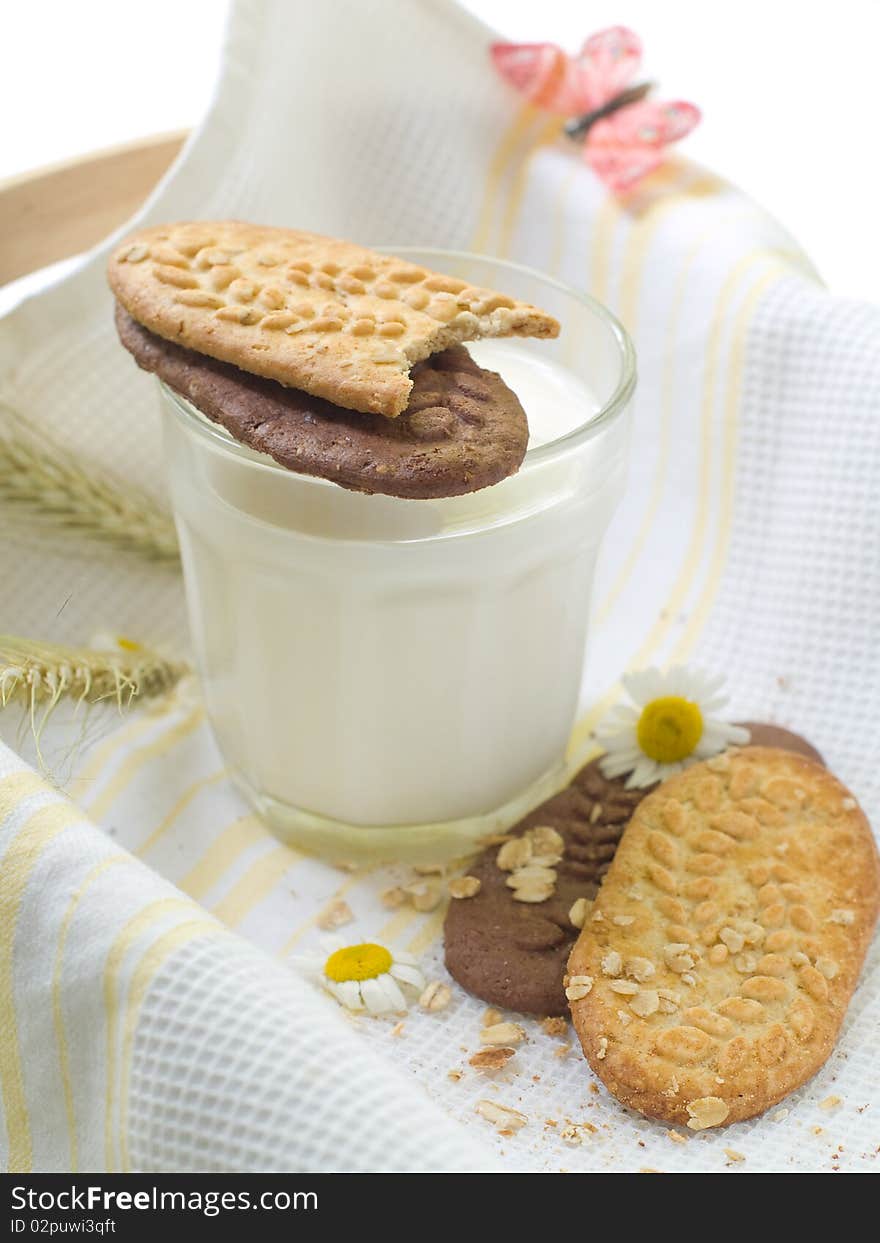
left=159, top=251, right=635, bottom=861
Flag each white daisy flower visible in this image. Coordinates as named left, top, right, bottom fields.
left=597, top=665, right=750, bottom=789
left=304, top=942, right=425, bottom=1016
left=90, top=631, right=143, bottom=653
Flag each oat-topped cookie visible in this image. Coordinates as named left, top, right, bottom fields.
left=108, top=222, right=559, bottom=418
left=567, top=747, right=880, bottom=1129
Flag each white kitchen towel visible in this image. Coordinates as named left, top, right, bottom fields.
left=1, top=0, right=878, bottom=1172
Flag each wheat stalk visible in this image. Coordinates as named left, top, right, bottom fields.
left=0, top=633, right=189, bottom=745
left=0, top=633, right=190, bottom=773
left=0, top=401, right=179, bottom=561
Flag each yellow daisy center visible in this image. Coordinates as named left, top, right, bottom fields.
left=324, top=943, right=393, bottom=983
left=636, top=696, right=704, bottom=764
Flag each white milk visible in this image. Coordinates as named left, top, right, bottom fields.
left=162, top=342, right=628, bottom=851
left=160, top=246, right=634, bottom=861
left=469, top=340, right=598, bottom=446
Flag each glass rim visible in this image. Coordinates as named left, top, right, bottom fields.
left=160, top=247, right=636, bottom=479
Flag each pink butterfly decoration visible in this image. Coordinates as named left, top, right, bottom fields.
left=491, top=27, right=700, bottom=192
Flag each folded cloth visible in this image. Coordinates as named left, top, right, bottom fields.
left=0, top=0, right=878, bottom=1172
left=0, top=731, right=501, bottom=1172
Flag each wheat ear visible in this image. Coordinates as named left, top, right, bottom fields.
left=0, top=401, right=179, bottom=561
left=0, top=634, right=188, bottom=725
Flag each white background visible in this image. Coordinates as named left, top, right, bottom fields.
left=3, top=0, right=878, bottom=300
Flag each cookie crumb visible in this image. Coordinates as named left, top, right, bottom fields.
left=569, top=897, right=592, bottom=929
left=527, top=824, right=565, bottom=858
left=475, top=1100, right=527, bottom=1132
left=481, top=1021, right=525, bottom=1046
left=542, top=1016, right=568, bottom=1038
left=630, top=989, right=660, bottom=1017
left=816, top=957, right=839, bottom=979
left=448, top=875, right=481, bottom=899
left=405, top=880, right=443, bottom=912
left=482, top=1008, right=504, bottom=1027
left=316, top=899, right=354, bottom=930
left=496, top=837, right=532, bottom=872
left=565, top=975, right=593, bottom=1002
left=469, top=1047, right=516, bottom=1071
left=819, top=1095, right=842, bottom=1111
left=419, top=981, right=452, bottom=1012
left=380, top=886, right=408, bottom=909
left=666, top=1130, right=688, bottom=1144
left=600, top=950, right=622, bottom=977
left=390, top=1021, right=405, bottom=1038
left=447, top=1070, right=463, bottom=1082
left=626, top=956, right=656, bottom=982
left=772, top=1108, right=789, bottom=1122
left=686, top=1096, right=729, bottom=1131
left=510, top=871, right=556, bottom=903
left=724, top=1149, right=746, bottom=1163
left=554, top=1043, right=572, bottom=1059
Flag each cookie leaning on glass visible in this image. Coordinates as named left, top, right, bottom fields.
left=567, top=747, right=880, bottom=1129
left=108, top=222, right=559, bottom=417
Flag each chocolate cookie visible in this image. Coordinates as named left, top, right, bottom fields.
left=444, top=724, right=824, bottom=1017
left=445, top=758, right=645, bottom=1017
left=116, top=305, right=529, bottom=499
left=737, top=721, right=823, bottom=766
